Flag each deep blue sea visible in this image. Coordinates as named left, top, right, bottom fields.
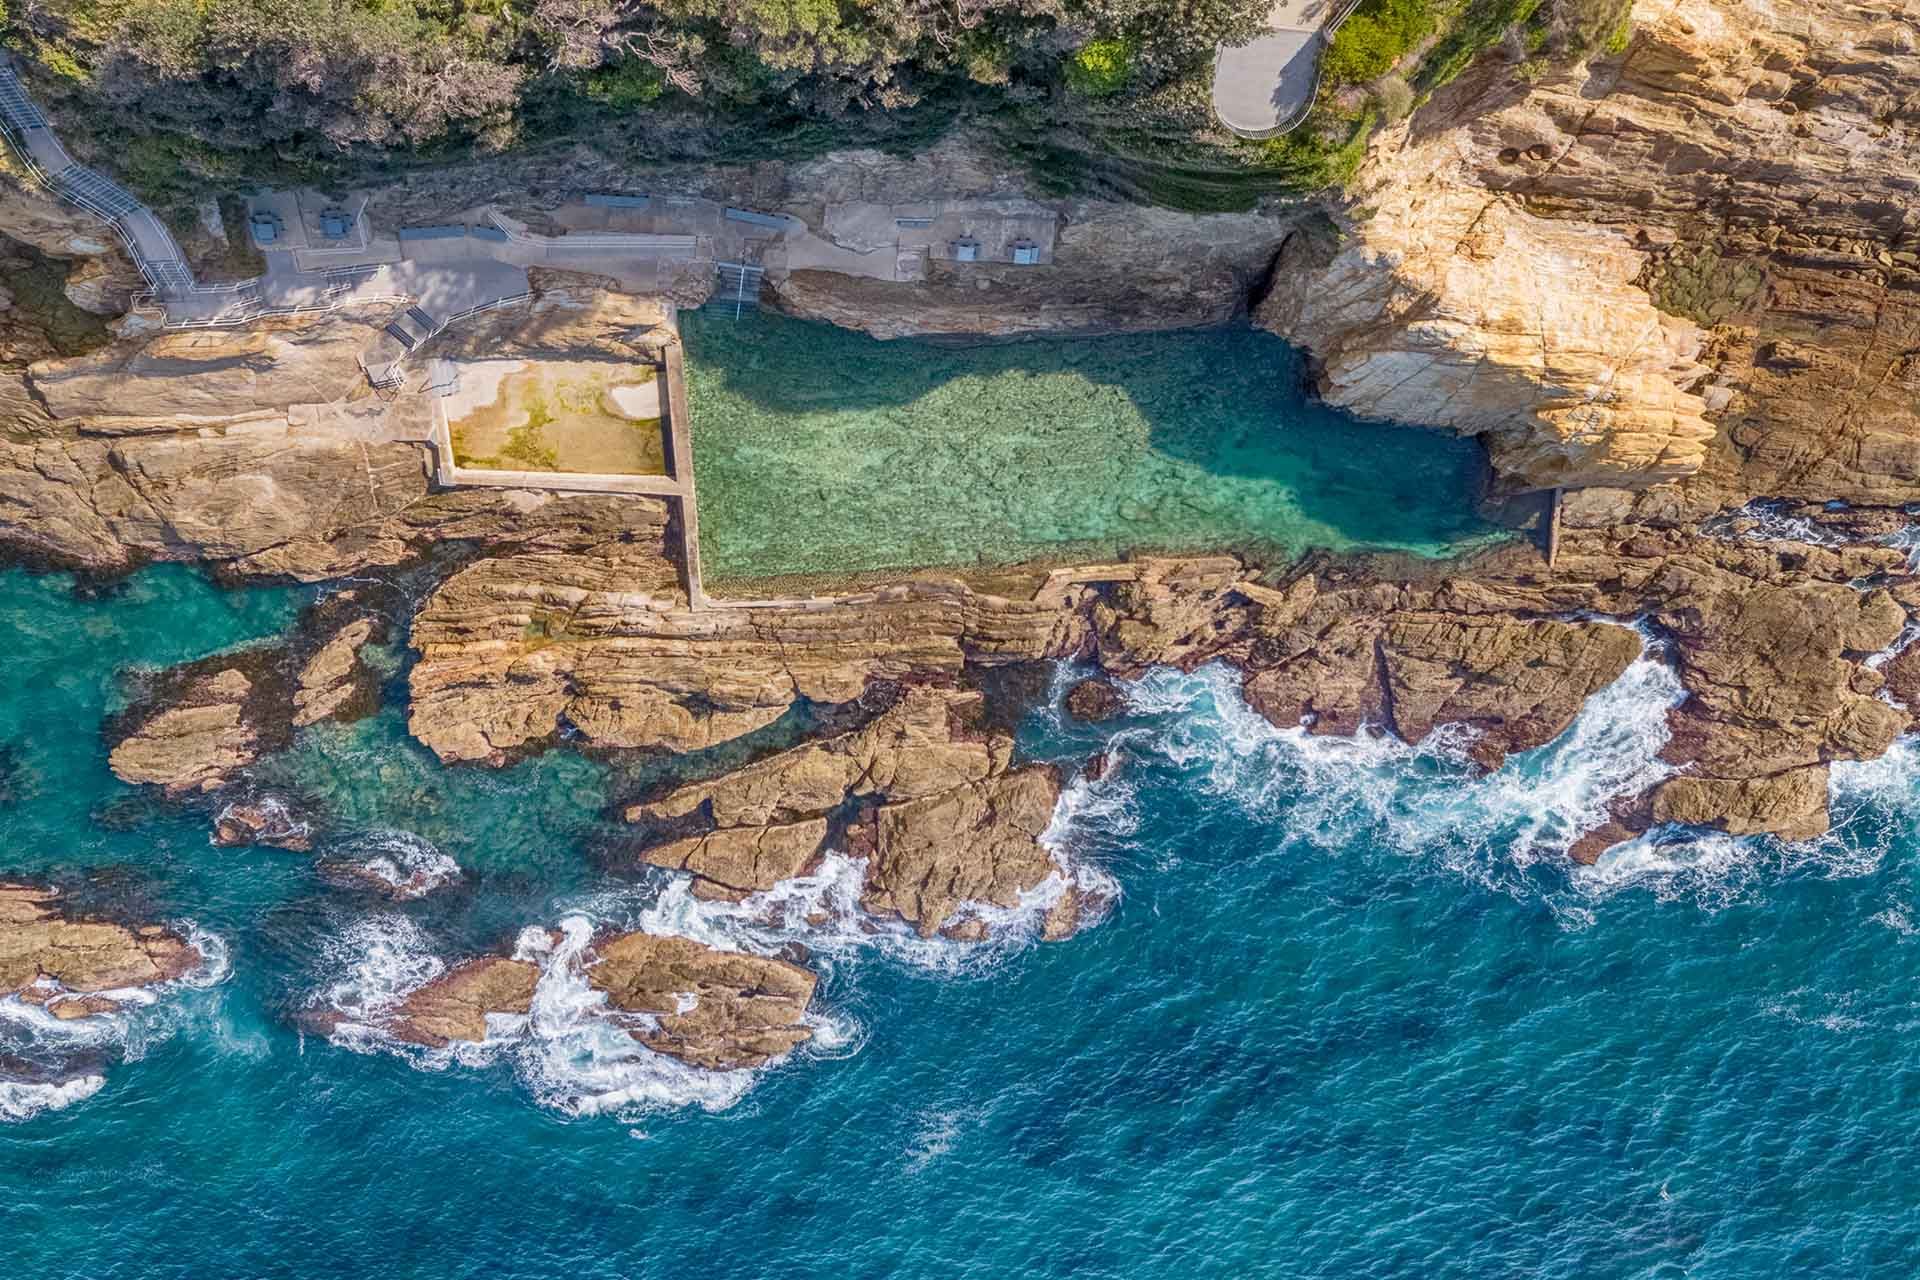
left=6, top=565, right=1920, bottom=1277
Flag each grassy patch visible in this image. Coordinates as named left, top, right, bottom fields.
left=1324, top=0, right=1438, bottom=86
left=1413, top=0, right=1543, bottom=93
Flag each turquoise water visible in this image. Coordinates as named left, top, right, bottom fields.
left=8, top=568, right=1920, bottom=1275
left=682, top=312, right=1501, bottom=587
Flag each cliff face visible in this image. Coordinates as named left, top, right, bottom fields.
left=1259, top=0, right=1920, bottom=509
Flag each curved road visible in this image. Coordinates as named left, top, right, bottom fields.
left=1212, top=0, right=1339, bottom=138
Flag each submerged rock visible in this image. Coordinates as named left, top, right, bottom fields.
left=0, top=883, right=200, bottom=1013
left=107, top=594, right=385, bottom=796
left=1063, top=677, right=1124, bottom=723
left=211, top=795, right=314, bottom=852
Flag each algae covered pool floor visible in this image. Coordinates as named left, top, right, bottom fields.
left=446, top=358, right=666, bottom=475
left=682, top=310, right=1502, bottom=588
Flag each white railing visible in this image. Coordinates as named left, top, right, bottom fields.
left=439, top=290, right=533, bottom=327
left=1215, top=0, right=1367, bottom=139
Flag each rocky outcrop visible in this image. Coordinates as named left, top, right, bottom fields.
left=587, top=932, right=816, bottom=1071
left=626, top=684, right=1095, bottom=936
left=1257, top=0, right=1920, bottom=512
left=1243, top=608, right=1643, bottom=770
left=0, top=883, right=200, bottom=1016
left=387, top=957, right=540, bottom=1049
left=107, top=666, right=263, bottom=794
left=376, top=932, right=815, bottom=1071
left=413, top=490, right=1915, bottom=854
left=1258, top=190, right=1715, bottom=495
left=108, top=595, right=386, bottom=794
left=850, top=763, right=1065, bottom=937
left=210, top=795, right=314, bottom=851
left=0, top=284, right=689, bottom=579
left=292, top=616, right=379, bottom=728
left=0, top=421, right=434, bottom=576
left=29, top=315, right=384, bottom=421
left=1063, top=677, right=1123, bottom=723
left=408, top=534, right=1093, bottom=764
left=0, top=173, right=141, bottom=311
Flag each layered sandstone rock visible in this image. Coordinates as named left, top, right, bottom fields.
left=1258, top=0, right=1920, bottom=513
left=851, top=764, right=1065, bottom=938
left=408, top=536, right=1094, bottom=764
left=29, top=315, right=385, bottom=421
left=626, top=685, right=1091, bottom=936
left=107, top=666, right=262, bottom=794
left=377, top=933, right=815, bottom=1070
left=587, top=932, right=816, bottom=1071
left=0, top=285, right=688, bottom=579
left=0, top=883, right=200, bottom=1015
left=292, top=616, right=379, bottom=728
left=387, top=957, right=540, bottom=1049
left=413, top=501, right=1916, bottom=853
left=108, top=596, right=386, bottom=794
left=1258, top=189, right=1715, bottom=494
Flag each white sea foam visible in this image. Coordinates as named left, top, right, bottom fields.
left=1566, top=731, right=1920, bottom=909
left=1883, top=519, right=1920, bottom=572
left=1113, top=643, right=1912, bottom=912
left=0, top=919, right=229, bottom=1124
left=318, top=913, right=448, bottom=1027
left=0, top=1074, right=105, bottom=1123
left=313, top=909, right=758, bottom=1119
left=328, top=831, right=463, bottom=900
left=904, top=1106, right=977, bottom=1173
left=1701, top=500, right=1848, bottom=547
left=1120, top=646, right=1685, bottom=902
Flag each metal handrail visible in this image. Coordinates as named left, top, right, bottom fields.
left=439, top=290, right=533, bottom=327
left=1214, top=0, right=1368, bottom=140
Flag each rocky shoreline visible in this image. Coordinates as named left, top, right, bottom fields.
left=0, top=883, right=201, bottom=1018
left=5, top=0, right=1920, bottom=1094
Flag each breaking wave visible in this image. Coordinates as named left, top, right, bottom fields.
left=1109, top=649, right=1683, bottom=905
left=312, top=910, right=761, bottom=1121
left=1701, top=499, right=1850, bottom=547
left=321, top=830, right=462, bottom=900
left=0, top=1074, right=105, bottom=1123
left=0, top=923, right=230, bottom=1124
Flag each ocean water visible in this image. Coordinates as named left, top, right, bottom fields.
left=7, top=568, right=1920, bottom=1276
left=681, top=312, right=1502, bottom=588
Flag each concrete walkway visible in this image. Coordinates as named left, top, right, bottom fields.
left=0, top=59, right=197, bottom=292
left=1212, top=0, right=1344, bottom=138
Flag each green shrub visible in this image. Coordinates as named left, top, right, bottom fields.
left=1602, top=11, right=1633, bottom=54
left=1323, top=0, right=1435, bottom=86
left=1065, top=38, right=1136, bottom=97
left=1372, top=72, right=1415, bottom=121
left=1413, top=0, right=1542, bottom=90
left=581, top=61, right=666, bottom=109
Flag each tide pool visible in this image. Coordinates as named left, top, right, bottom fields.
left=6, top=568, right=1920, bottom=1276
left=681, top=311, right=1502, bottom=590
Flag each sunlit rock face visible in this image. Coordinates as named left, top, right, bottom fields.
left=1260, top=0, right=1920, bottom=510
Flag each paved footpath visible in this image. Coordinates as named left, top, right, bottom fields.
left=1212, top=0, right=1341, bottom=138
